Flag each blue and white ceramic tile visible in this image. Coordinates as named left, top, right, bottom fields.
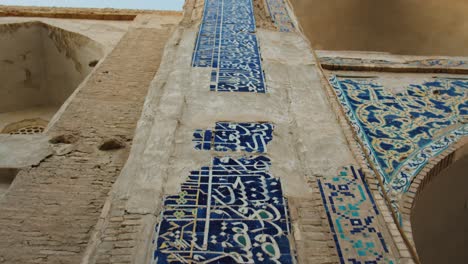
left=193, top=122, right=274, bottom=153
left=318, top=166, right=395, bottom=264
left=265, top=0, right=295, bottom=32
left=192, top=0, right=266, bottom=93
left=152, top=156, right=295, bottom=263
left=329, top=75, right=468, bottom=215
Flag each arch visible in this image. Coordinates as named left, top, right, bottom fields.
left=402, top=139, right=468, bottom=263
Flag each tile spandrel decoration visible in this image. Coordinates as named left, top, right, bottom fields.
left=329, top=75, right=468, bottom=216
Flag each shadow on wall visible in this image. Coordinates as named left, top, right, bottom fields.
left=0, top=21, right=104, bottom=133
left=290, top=0, right=468, bottom=56
left=411, top=147, right=468, bottom=264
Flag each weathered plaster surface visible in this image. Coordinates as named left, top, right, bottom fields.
left=0, top=13, right=179, bottom=264
left=0, top=21, right=106, bottom=136
left=290, top=0, right=468, bottom=56
left=0, top=134, right=52, bottom=168
left=0, top=17, right=129, bottom=52
left=85, top=3, right=399, bottom=261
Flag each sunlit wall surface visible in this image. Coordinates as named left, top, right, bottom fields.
left=0, top=0, right=185, bottom=10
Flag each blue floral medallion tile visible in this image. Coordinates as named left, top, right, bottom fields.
left=265, top=0, right=295, bottom=32
left=152, top=156, right=295, bottom=263
left=329, top=76, right=468, bottom=209
left=318, top=166, right=395, bottom=264
left=192, top=0, right=266, bottom=93
left=193, top=122, right=274, bottom=153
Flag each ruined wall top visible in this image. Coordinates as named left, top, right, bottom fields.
left=0, top=5, right=183, bottom=21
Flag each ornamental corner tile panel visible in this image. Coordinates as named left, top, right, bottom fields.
left=192, top=0, right=266, bottom=93
left=329, top=75, right=468, bottom=214
left=318, top=165, right=395, bottom=264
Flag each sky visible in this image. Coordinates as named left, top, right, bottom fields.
left=0, top=0, right=185, bottom=10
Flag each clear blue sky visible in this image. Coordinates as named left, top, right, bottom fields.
left=0, top=0, right=185, bottom=10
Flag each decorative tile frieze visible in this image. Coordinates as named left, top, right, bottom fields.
left=193, top=122, right=274, bottom=153
left=152, top=156, right=295, bottom=263
left=265, top=0, right=295, bottom=32
left=192, top=0, right=266, bottom=93
left=318, top=166, right=395, bottom=264
left=320, top=57, right=468, bottom=72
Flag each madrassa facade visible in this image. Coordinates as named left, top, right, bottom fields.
left=0, top=1, right=466, bottom=263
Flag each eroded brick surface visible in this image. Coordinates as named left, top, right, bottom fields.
left=0, top=25, right=174, bottom=264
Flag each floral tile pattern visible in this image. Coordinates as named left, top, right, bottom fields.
left=329, top=75, right=468, bottom=213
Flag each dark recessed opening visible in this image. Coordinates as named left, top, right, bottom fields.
left=0, top=168, right=19, bottom=197
left=411, top=153, right=468, bottom=263
left=89, top=60, right=99, bottom=67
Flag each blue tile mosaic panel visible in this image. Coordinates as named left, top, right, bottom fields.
left=152, top=156, right=295, bottom=263
left=193, top=122, right=274, bottom=153
left=191, top=0, right=266, bottom=93
left=329, top=76, right=468, bottom=199
left=318, top=166, right=394, bottom=264
left=265, top=0, right=295, bottom=32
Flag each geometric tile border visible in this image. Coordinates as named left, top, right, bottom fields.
left=318, top=166, right=395, bottom=264
left=193, top=122, right=274, bottom=153
left=192, top=0, right=266, bottom=93
left=265, top=0, right=295, bottom=32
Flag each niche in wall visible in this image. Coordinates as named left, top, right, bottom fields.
left=0, top=21, right=104, bottom=134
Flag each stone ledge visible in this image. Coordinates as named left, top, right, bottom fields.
left=0, top=134, right=52, bottom=168
left=0, top=5, right=182, bottom=21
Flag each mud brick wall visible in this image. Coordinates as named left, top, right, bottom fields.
left=0, top=20, right=175, bottom=264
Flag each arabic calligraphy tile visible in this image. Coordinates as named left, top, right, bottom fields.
left=192, top=0, right=266, bottom=93
left=194, top=122, right=274, bottom=153
left=153, top=156, right=295, bottom=263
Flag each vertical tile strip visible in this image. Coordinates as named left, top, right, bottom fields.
left=265, top=0, right=295, bottom=32
left=318, top=166, right=395, bottom=263
left=192, top=0, right=266, bottom=93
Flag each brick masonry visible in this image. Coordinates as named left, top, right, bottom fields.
left=0, top=19, right=176, bottom=264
